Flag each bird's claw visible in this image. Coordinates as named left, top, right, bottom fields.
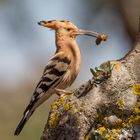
left=55, top=88, right=73, bottom=96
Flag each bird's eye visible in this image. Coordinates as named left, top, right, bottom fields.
left=66, top=28, right=71, bottom=31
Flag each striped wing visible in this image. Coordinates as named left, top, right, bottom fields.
left=23, top=52, right=71, bottom=114
left=14, top=52, right=71, bottom=136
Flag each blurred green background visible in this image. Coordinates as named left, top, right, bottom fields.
left=0, top=0, right=139, bottom=139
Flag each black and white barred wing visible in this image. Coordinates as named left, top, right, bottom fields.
left=14, top=52, right=71, bottom=135
left=26, top=52, right=71, bottom=112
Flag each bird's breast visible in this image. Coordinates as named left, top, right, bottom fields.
left=55, top=39, right=82, bottom=89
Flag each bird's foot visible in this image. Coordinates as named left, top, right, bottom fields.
left=55, top=88, right=73, bottom=96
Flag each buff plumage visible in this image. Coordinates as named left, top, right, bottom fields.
left=14, top=20, right=107, bottom=135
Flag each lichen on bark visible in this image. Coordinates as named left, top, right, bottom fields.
left=41, top=21, right=140, bottom=140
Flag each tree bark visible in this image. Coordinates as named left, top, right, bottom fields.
left=41, top=22, right=140, bottom=140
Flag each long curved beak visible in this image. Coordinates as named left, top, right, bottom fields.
left=75, top=29, right=108, bottom=45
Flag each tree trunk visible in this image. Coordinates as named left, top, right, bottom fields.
left=41, top=21, right=140, bottom=140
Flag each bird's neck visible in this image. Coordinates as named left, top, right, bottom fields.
left=55, top=33, right=82, bottom=74
left=55, top=32, right=77, bottom=51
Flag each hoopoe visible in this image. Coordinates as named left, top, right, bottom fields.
left=14, top=20, right=107, bottom=135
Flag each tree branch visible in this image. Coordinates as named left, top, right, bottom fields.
left=41, top=20, right=140, bottom=140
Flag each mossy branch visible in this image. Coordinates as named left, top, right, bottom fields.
left=41, top=20, right=140, bottom=140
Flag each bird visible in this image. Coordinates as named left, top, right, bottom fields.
left=14, top=20, right=107, bottom=135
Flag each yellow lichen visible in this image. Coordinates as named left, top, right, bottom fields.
left=49, top=112, right=59, bottom=128
left=117, top=101, right=125, bottom=107
left=98, top=126, right=106, bottom=134
left=133, top=107, right=140, bottom=115
left=73, top=108, right=78, bottom=113
left=133, top=83, right=140, bottom=95
left=109, top=128, right=121, bottom=139
left=51, top=95, right=67, bottom=110
left=128, top=115, right=140, bottom=125
left=56, top=95, right=67, bottom=106
left=133, top=116, right=140, bottom=125
left=116, top=118, right=123, bottom=126
left=64, top=101, right=73, bottom=111
left=59, top=95, right=67, bottom=102
left=114, top=64, right=121, bottom=69
left=85, top=126, right=124, bottom=140
left=105, top=128, right=121, bottom=139
left=51, top=103, right=58, bottom=110
left=85, top=96, right=140, bottom=140
left=105, top=133, right=111, bottom=139
left=136, top=101, right=140, bottom=107
left=122, top=122, right=127, bottom=127
left=85, top=134, right=92, bottom=140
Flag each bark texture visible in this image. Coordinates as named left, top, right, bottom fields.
left=41, top=25, right=140, bottom=140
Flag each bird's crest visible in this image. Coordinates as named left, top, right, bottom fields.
left=38, top=20, right=78, bottom=30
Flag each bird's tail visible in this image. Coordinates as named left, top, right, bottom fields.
left=14, top=109, right=34, bottom=136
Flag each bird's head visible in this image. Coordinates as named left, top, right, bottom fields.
left=38, top=20, right=107, bottom=44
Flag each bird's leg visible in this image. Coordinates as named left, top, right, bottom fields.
left=55, top=88, right=73, bottom=96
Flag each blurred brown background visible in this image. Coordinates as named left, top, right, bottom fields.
left=0, top=0, right=139, bottom=139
